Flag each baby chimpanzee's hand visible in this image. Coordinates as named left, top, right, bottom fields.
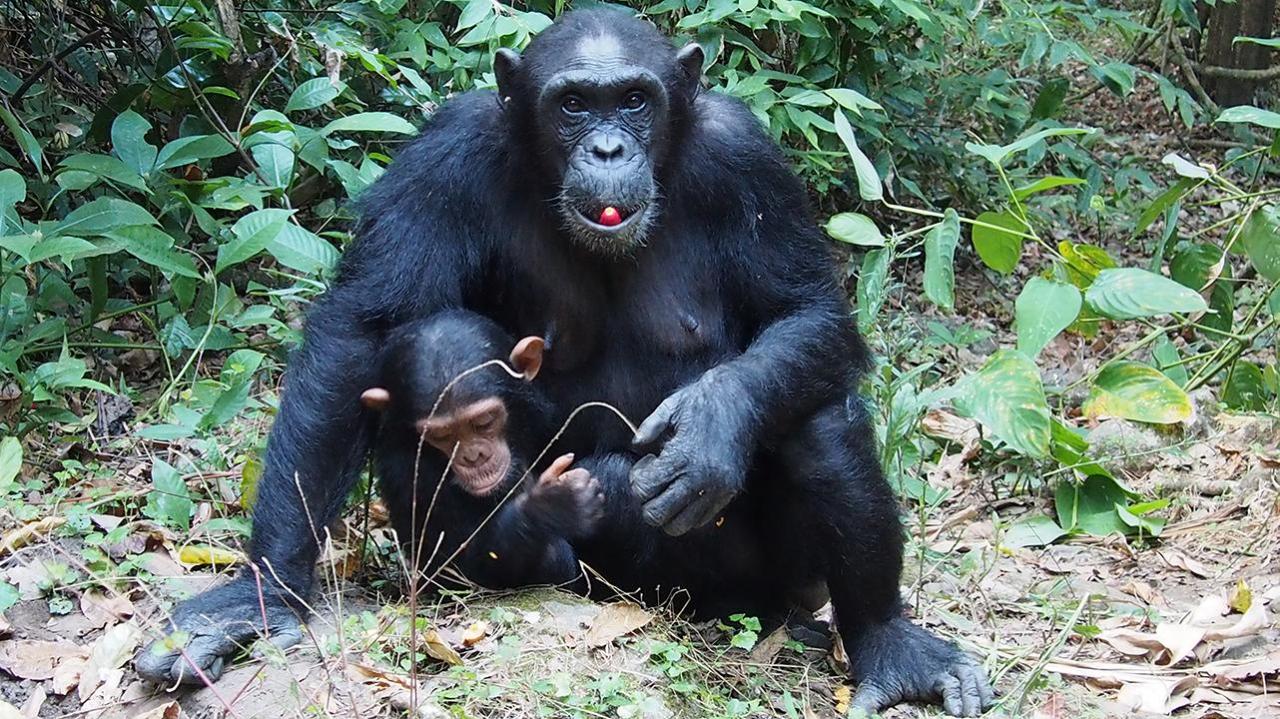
left=526, top=453, right=606, bottom=538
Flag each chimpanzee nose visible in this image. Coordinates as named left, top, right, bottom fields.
left=589, top=133, right=626, bottom=163
left=461, top=446, right=485, bottom=464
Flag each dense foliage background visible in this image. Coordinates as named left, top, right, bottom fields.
left=0, top=2, right=1277, bottom=715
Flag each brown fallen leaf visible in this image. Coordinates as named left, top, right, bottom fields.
left=0, top=640, right=88, bottom=681
left=920, top=409, right=980, bottom=444
left=0, top=516, right=68, bottom=556
left=461, top=620, right=490, bottom=647
left=1116, top=675, right=1198, bottom=714
left=128, top=701, right=180, bottom=719
left=421, top=628, right=462, bottom=666
left=1157, top=548, right=1213, bottom=578
left=79, top=590, right=135, bottom=629
left=585, top=602, right=654, bottom=647
left=1031, top=692, right=1067, bottom=719
left=833, top=685, right=852, bottom=714
left=78, top=623, right=141, bottom=700
left=747, top=627, right=789, bottom=664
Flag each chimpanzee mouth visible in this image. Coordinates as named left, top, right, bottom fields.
left=572, top=202, right=649, bottom=232
left=457, top=458, right=510, bottom=497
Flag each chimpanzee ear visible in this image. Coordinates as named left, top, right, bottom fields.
left=509, top=336, right=545, bottom=381
left=360, top=387, right=391, bottom=411
left=494, top=48, right=522, bottom=103
left=675, top=43, right=705, bottom=96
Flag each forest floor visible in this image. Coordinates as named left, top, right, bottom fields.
left=2, top=70, right=1279, bottom=719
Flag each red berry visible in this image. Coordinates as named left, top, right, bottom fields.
left=599, top=206, right=622, bottom=226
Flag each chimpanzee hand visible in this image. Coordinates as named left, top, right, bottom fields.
left=135, top=578, right=304, bottom=686
left=525, top=453, right=606, bottom=538
left=848, top=617, right=994, bottom=717
left=630, top=368, right=753, bottom=536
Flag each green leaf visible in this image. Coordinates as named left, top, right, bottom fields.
left=955, top=350, right=1051, bottom=458
left=832, top=109, right=882, bottom=202
left=145, top=459, right=192, bottom=532
left=1135, top=179, right=1194, bottom=235
left=28, top=236, right=97, bottom=264
left=856, top=248, right=890, bottom=333
left=111, top=110, right=157, bottom=174
left=1235, top=36, right=1280, bottom=48
left=1083, top=361, right=1195, bottom=424
left=923, top=209, right=960, bottom=310
left=266, top=223, right=339, bottom=275
left=285, top=78, right=346, bottom=113
left=0, top=436, right=22, bottom=493
left=1002, top=515, right=1066, bottom=549
left=965, top=127, right=1092, bottom=167
left=58, top=154, right=147, bottom=192
left=322, top=112, right=418, bottom=136
left=1015, top=277, right=1081, bottom=357
left=54, top=197, right=157, bottom=237
left=1116, top=501, right=1166, bottom=538
left=824, top=88, right=882, bottom=113
left=1169, top=242, right=1224, bottom=291
left=1085, top=268, right=1209, bottom=319
left=1152, top=335, right=1188, bottom=387
left=1240, top=205, right=1280, bottom=281
left=456, top=0, right=493, bottom=31
left=1216, top=105, right=1280, bottom=130
left=244, top=110, right=295, bottom=190
left=824, top=213, right=884, bottom=246
left=107, top=225, right=201, bottom=279
left=971, top=211, right=1026, bottom=274
left=1056, top=475, right=1136, bottom=537
left=1092, top=62, right=1136, bottom=96
left=0, top=104, right=43, bottom=172
left=1013, top=175, right=1085, bottom=201
left=154, top=134, right=236, bottom=170
left=1223, top=362, right=1268, bottom=411
left=217, top=209, right=293, bottom=274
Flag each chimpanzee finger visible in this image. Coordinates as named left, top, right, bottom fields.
left=955, top=663, right=985, bottom=717
left=632, top=395, right=680, bottom=448
left=170, top=633, right=234, bottom=685
left=936, top=672, right=965, bottom=717
left=546, top=453, right=575, bottom=480
left=641, top=475, right=697, bottom=529
left=664, top=488, right=730, bottom=536
left=252, top=621, right=305, bottom=658
left=630, top=454, right=673, bottom=502
left=849, top=682, right=893, bottom=714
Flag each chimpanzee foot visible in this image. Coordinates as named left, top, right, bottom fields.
left=136, top=580, right=304, bottom=686
left=847, top=616, right=993, bottom=717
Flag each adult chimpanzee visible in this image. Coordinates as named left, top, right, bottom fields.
left=137, top=8, right=992, bottom=715
left=360, top=310, right=604, bottom=589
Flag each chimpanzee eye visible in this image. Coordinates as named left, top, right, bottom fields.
left=472, top=414, right=496, bottom=432
left=623, top=91, right=646, bottom=110
left=561, top=95, right=587, bottom=114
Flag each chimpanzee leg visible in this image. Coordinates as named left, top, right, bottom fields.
left=767, top=397, right=994, bottom=718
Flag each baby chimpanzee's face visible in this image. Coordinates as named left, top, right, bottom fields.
left=416, top=396, right=512, bottom=496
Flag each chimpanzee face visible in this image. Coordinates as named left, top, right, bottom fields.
left=417, top=396, right=512, bottom=497
left=495, top=22, right=703, bottom=256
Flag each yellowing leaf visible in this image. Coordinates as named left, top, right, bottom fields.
left=422, top=628, right=463, bottom=666
left=1083, top=361, right=1195, bottom=425
left=834, top=685, right=852, bottom=714
left=177, top=545, right=242, bottom=568
left=1229, top=579, right=1253, bottom=614
left=0, top=516, right=67, bottom=556
left=462, top=620, right=490, bottom=647
left=585, top=602, right=655, bottom=647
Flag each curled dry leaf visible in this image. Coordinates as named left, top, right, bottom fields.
left=421, top=628, right=462, bottom=666
left=79, top=590, right=135, bottom=628
left=585, top=602, right=654, bottom=647
left=920, top=409, right=981, bottom=444
left=78, top=623, right=141, bottom=700
left=0, top=639, right=88, bottom=681
left=461, top=620, right=490, bottom=647
left=1097, top=595, right=1270, bottom=665
left=130, top=701, right=180, bottom=719
left=0, top=516, right=68, bottom=556
left=833, top=685, right=852, bottom=714
left=1157, top=548, right=1212, bottom=578
left=1116, top=675, right=1198, bottom=714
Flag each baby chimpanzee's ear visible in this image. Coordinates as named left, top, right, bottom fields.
left=509, top=336, right=545, bottom=381
left=360, top=387, right=391, bottom=411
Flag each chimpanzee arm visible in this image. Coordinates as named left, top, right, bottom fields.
left=443, top=495, right=579, bottom=588
left=631, top=93, right=860, bottom=535
left=135, top=92, right=511, bottom=685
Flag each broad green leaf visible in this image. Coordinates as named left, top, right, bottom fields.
left=825, top=88, right=882, bottom=113
left=971, top=211, right=1026, bottom=274
left=1092, top=62, right=1136, bottom=96
left=954, top=350, right=1051, bottom=458
left=0, top=169, right=25, bottom=235
left=1056, top=475, right=1136, bottom=537
left=1050, top=418, right=1112, bottom=480
left=1235, top=36, right=1280, bottom=48
left=107, top=226, right=201, bottom=279
left=856, top=248, right=890, bottom=333
left=145, top=459, right=192, bottom=532
left=923, top=209, right=959, bottom=310
left=1085, top=268, right=1208, bottom=319
left=285, top=78, right=345, bottom=113
left=1013, top=175, right=1085, bottom=201
left=111, top=110, right=157, bottom=174
left=54, top=197, right=157, bottom=237
left=266, top=223, right=340, bottom=275
left=456, top=0, right=493, bottom=31
left=1216, top=105, right=1280, bottom=130
left=58, top=154, right=147, bottom=191
left=1058, top=241, right=1117, bottom=286
left=322, top=112, right=418, bottom=136
left=1116, top=501, right=1166, bottom=538
left=1222, top=362, right=1268, bottom=411
left=1240, top=205, right=1280, bottom=281
left=1002, top=515, right=1066, bottom=548
left=832, top=109, right=882, bottom=202
left=1161, top=152, right=1210, bottom=180
left=1169, top=242, right=1224, bottom=290
left=1083, top=361, right=1195, bottom=424
left=154, top=134, right=236, bottom=170
left=28, top=236, right=97, bottom=264
left=0, top=436, right=21, bottom=493
left=217, top=209, right=293, bottom=274
left=965, top=127, right=1092, bottom=167
left=1151, top=335, right=1189, bottom=387
left=0, top=104, right=42, bottom=172
left=824, top=213, right=884, bottom=246
left=244, top=110, right=295, bottom=189
left=1015, top=277, right=1081, bottom=357
left=1135, top=179, right=1194, bottom=235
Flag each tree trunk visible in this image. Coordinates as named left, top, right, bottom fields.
left=1200, top=0, right=1277, bottom=106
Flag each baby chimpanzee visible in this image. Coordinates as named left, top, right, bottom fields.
left=360, top=310, right=604, bottom=589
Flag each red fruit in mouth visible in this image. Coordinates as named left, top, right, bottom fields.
left=598, top=206, right=623, bottom=226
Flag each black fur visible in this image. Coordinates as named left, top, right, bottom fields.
left=136, top=9, right=992, bottom=715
